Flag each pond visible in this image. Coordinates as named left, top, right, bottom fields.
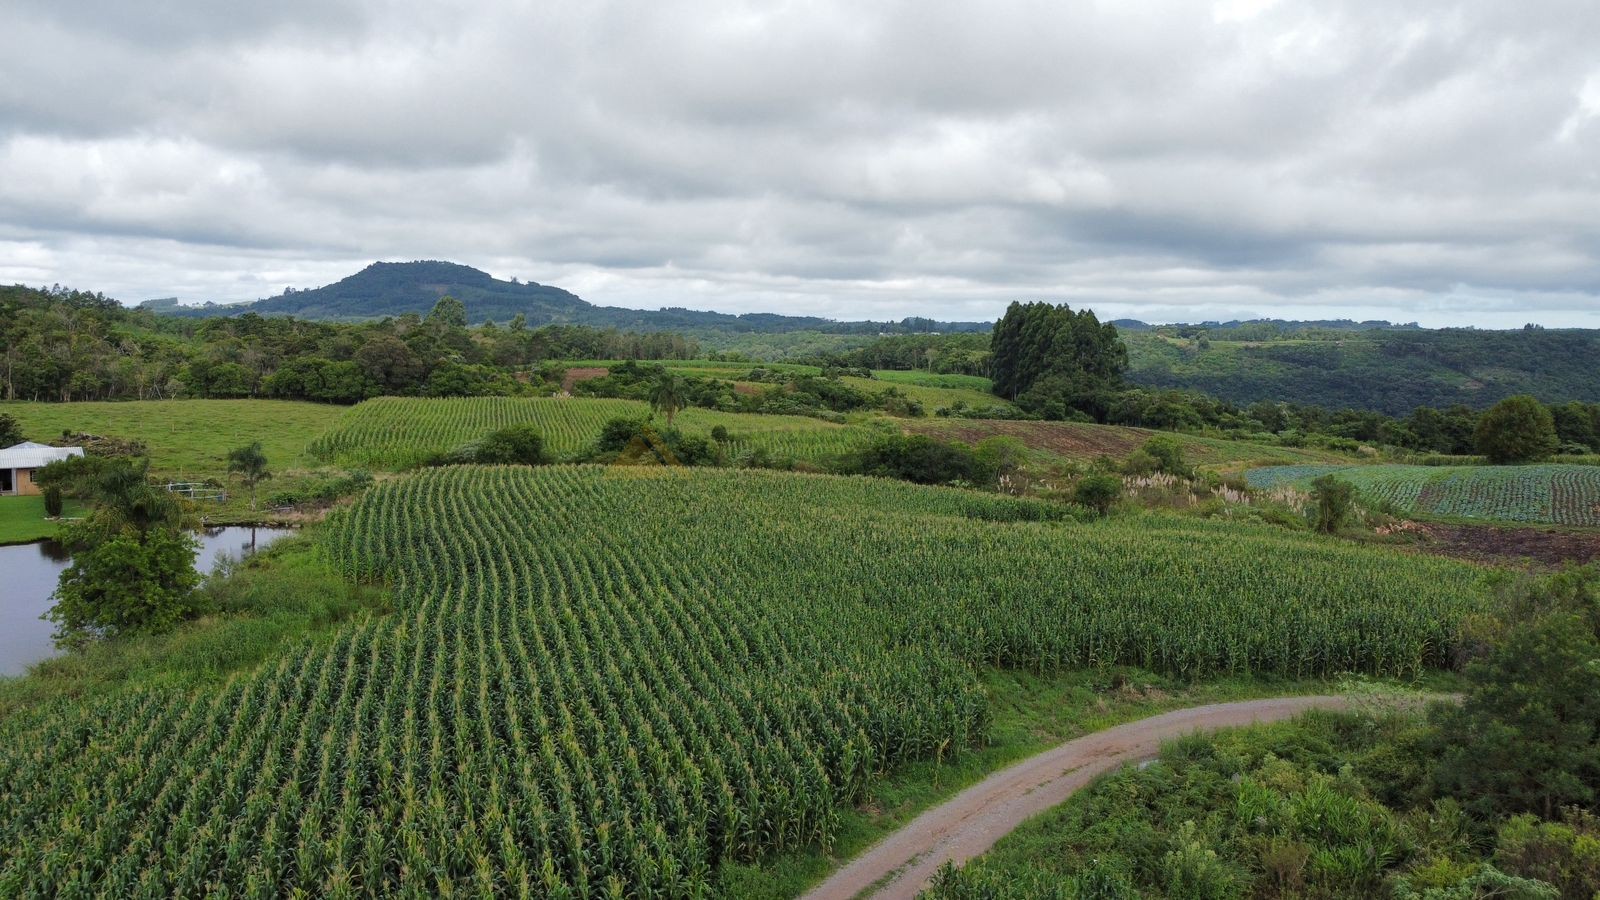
left=0, top=526, right=294, bottom=677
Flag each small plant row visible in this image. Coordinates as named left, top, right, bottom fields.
left=304, top=396, right=878, bottom=469
left=1246, top=463, right=1600, bottom=526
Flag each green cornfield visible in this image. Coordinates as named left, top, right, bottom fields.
left=305, top=396, right=877, bottom=469
left=0, top=467, right=1485, bottom=896
left=1247, top=463, right=1600, bottom=526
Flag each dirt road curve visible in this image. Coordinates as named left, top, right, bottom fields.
left=803, top=695, right=1352, bottom=900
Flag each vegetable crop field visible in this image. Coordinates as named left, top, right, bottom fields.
left=306, top=396, right=878, bottom=469
left=0, top=466, right=1485, bottom=896
left=1246, top=463, right=1600, bottom=526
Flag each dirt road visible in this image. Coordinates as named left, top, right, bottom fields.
left=802, top=695, right=1353, bottom=900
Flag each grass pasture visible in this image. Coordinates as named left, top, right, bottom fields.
left=306, top=395, right=880, bottom=469
left=0, top=466, right=1486, bottom=895
left=1247, top=463, right=1600, bottom=527
left=0, top=400, right=344, bottom=478
left=0, top=495, right=83, bottom=545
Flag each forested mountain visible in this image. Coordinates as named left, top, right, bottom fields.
left=170, top=260, right=989, bottom=334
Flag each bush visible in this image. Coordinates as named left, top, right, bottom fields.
left=1310, top=475, right=1355, bottom=534
left=1143, top=436, right=1191, bottom=477
left=1073, top=475, right=1122, bottom=515
left=834, top=434, right=992, bottom=486
left=43, top=486, right=63, bottom=518
left=475, top=423, right=548, bottom=465
left=1494, top=810, right=1600, bottom=900
left=48, top=527, right=204, bottom=647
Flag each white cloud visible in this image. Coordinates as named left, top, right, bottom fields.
left=0, top=0, right=1597, bottom=325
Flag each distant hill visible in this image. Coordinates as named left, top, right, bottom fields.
left=1125, top=327, right=1600, bottom=415
left=168, top=260, right=989, bottom=335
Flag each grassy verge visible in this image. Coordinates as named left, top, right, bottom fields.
left=0, top=532, right=388, bottom=717
left=717, top=667, right=1460, bottom=898
left=0, top=495, right=84, bottom=545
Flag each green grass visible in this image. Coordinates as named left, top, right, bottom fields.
left=0, top=399, right=345, bottom=476
left=837, top=376, right=1008, bottom=414
left=1247, top=463, right=1600, bottom=526
left=0, top=495, right=83, bottom=545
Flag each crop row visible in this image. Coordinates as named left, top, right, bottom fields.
left=304, top=396, right=877, bottom=469
left=1246, top=463, right=1600, bottom=526
left=0, top=466, right=1484, bottom=896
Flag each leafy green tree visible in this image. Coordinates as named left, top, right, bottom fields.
left=427, top=295, right=468, bottom=328
left=649, top=374, right=686, bottom=427
left=354, top=335, right=427, bottom=394
left=42, top=485, right=63, bottom=518
left=475, top=424, right=547, bottom=466
left=227, top=442, right=272, bottom=510
left=1142, top=436, right=1191, bottom=477
left=1310, top=475, right=1356, bottom=533
left=1476, top=395, right=1559, bottom=464
left=0, top=412, right=23, bottom=446
left=1431, top=612, right=1600, bottom=820
left=48, top=527, right=202, bottom=647
left=1072, top=474, right=1123, bottom=515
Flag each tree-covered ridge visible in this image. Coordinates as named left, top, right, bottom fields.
left=1125, top=328, right=1600, bottom=416
left=169, top=260, right=990, bottom=334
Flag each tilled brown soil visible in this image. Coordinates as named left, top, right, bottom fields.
left=1398, top=521, right=1600, bottom=569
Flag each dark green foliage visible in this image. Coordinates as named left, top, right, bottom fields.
left=426, top=295, right=468, bottom=328
left=649, top=373, right=686, bottom=426
left=990, top=301, right=1127, bottom=404
left=1311, top=475, right=1356, bottom=533
left=1141, top=436, right=1190, bottom=477
left=1430, top=613, right=1600, bottom=820
left=1494, top=810, right=1600, bottom=900
left=595, top=417, right=649, bottom=454
left=1072, top=475, right=1123, bottom=515
left=474, top=424, right=547, bottom=465
left=710, top=424, right=729, bottom=443
left=1125, top=327, right=1600, bottom=417
left=1476, top=395, right=1560, bottom=464
left=0, top=412, right=23, bottom=445
left=835, top=434, right=992, bottom=486
left=42, top=486, right=62, bottom=518
left=48, top=527, right=202, bottom=647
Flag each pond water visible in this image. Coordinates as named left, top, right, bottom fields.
left=0, top=526, right=294, bottom=677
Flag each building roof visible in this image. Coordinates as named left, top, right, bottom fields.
left=0, top=441, right=85, bottom=468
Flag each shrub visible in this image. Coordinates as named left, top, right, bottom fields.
left=1310, top=475, right=1355, bottom=534
left=1494, top=810, right=1600, bottom=900
left=1073, top=475, right=1123, bottom=515
left=1143, top=436, right=1191, bottom=478
left=475, top=423, right=548, bottom=465
left=42, top=486, right=63, bottom=518
left=48, top=527, right=204, bottom=647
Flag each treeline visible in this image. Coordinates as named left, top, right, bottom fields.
left=0, top=285, right=700, bottom=404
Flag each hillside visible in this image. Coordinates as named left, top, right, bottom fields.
left=1126, top=328, right=1600, bottom=415
left=170, top=260, right=988, bottom=334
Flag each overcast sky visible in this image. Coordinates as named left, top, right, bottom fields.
left=2, top=1, right=1597, bottom=327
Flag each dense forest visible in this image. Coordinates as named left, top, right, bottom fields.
left=0, top=284, right=699, bottom=404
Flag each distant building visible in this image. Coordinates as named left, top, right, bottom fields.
left=0, top=441, right=84, bottom=496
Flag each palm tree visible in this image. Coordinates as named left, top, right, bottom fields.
left=649, top=374, right=685, bottom=428
left=227, top=442, right=272, bottom=510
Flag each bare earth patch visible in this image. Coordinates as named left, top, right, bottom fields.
left=560, top=367, right=609, bottom=393
left=1400, top=521, right=1600, bottom=569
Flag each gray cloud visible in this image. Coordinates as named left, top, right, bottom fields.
left=1, top=0, right=1597, bottom=326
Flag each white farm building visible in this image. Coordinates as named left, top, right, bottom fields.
left=0, top=441, right=84, bottom=496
